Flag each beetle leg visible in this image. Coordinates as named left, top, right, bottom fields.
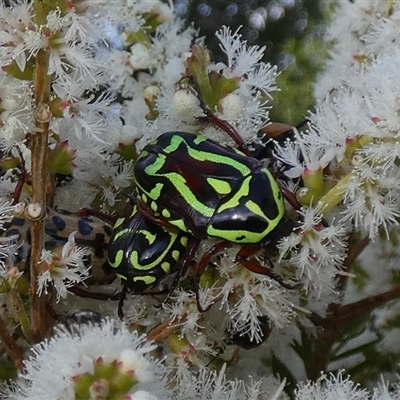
left=280, top=186, right=302, bottom=211
left=77, top=208, right=117, bottom=225
left=196, top=240, right=232, bottom=277
left=12, top=146, right=30, bottom=205
left=235, top=245, right=297, bottom=290
left=67, top=285, right=121, bottom=301
left=278, top=187, right=329, bottom=228
left=136, top=201, right=178, bottom=230
left=200, top=108, right=250, bottom=156
left=162, top=239, right=200, bottom=306
left=195, top=240, right=233, bottom=312
left=118, top=284, right=128, bottom=319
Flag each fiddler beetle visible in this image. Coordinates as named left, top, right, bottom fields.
left=107, top=203, right=199, bottom=316
left=58, top=309, right=104, bottom=333
left=230, top=316, right=271, bottom=349
left=106, top=122, right=298, bottom=316
left=133, top=131, right=295, bottom=288
left=107, top=203, right=192, bottom=293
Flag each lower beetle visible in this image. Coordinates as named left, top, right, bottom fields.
left=107, top=203, right=194, bottom=293
left=107, top=203, right=201, bottom=316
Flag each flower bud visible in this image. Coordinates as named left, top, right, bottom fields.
left=167, top=333, right=189, bottom=354
left=143, top=86, right=161, bottom=104
left=129, top=43, right=152, bottom=70
left=219, top=93, right=243, bottom=119
left=172, top=89, right=202, bottom=119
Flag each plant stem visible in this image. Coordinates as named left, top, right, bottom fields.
left=0, top=315, right=24, bottom=370
left=30, top=48, right=52, bottom=341
left=147, top=315, right=187, bottom=342
left=7, top=288, right=33, bottom=342
left=338, top=284, right=400, bottom=324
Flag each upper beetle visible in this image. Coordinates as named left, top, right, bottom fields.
left=133, top=131, right=286, bottom=245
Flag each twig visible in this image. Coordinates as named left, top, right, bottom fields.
left=7, top=288, right=33, bottom=342
left=29, top=48, right=52, bottom=341
left=146, top=315, right=187, bottom=342
left=339, top=284, right=400, bottom=324
left=0, top=314, right=24, bottom=370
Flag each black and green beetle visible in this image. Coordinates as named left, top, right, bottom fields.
left=107, top=203, right=195, bottom=293
left=104, top=129, right=294, bottom=315
left=133, top=131, right=293, bottom=282
left=106, top=203, right=202, bottom=317
left=134, top=132, right=285, bottom=243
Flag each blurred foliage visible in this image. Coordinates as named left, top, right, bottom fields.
left=272, top=35, right=329, bottom=125
left=176, top=0, right=333, bottom=125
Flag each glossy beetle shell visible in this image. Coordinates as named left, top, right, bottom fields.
left=134, top=132, right=285, bottom=244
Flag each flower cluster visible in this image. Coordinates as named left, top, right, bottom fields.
left=284, top=48, right=400, bottom=239
left=37, top=231, right=90, bottom=301
left=6, top=320, right=400, bottom=400
left=270, top=0, right=400, bottom=305
left=0, top=0, right=295, bottom=353
left=269, top=0, right=400, bottom=385
left=3, top=0, right=400, bottom=398
left=295, top=371, right=399, bottom=400
left=1, top=319, right=169, bottom=400
left=1, top=318, right=294, bottom=400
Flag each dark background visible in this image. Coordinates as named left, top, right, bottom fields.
left=175, top=0, right=329, bottom=124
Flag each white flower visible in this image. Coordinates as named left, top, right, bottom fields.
left=295, top=371, right=370, bottom=400
left=171, top=89, right=203, bottom=121
left=118, top=348, right=158, bottom=383
left=162, top=290, right=203, bottom=337
left=37, top=232, right=91, bottom=301
left=129, top=43, right=154, bottom=70
left=279, top=206, right=348, bottom=294
left=1, top=319, right=170, bottom=400
left=0, top=74, right=34, bottom=148
left=126, top=390, right=160, bottom=400
left=339, top=164, right=400, bottom=238
left=314, top=1, right=392, bottom=98
left=173, top=363, right=270, bottom=400
left=0, top=199, right=14, bottom=225
left=214, top=252, right=295, bottom=336
left=219, top=93, right=244, bottom=119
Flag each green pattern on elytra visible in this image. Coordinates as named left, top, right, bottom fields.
left=206, top=177, right=232, bottom=195
left=207, top=168, right=285, bottom=243
left=130, top=275, right=157, bottom=285
left=216, top=176, right=251, bottom=213
left=112, top=227, right=131, bottom=242
left=139, top=134, right=252, bottom=220
left=161, top=261, right=170, bottom=273
left=116, top=273, right=128, bottom=282
left=109, top=249, right=124, bottom=267
left=107, top=202, right=190, bottom=292
left=138, top=229, right=157, bottom=245
left=128, top=229, right=181, bottom=271
left=143, top=155, right=214, bottom=218
left=113, top=217, right=125, bottom=229
left=164, top=134, right=251, bottom=175
left=265, top=167, right=285, bottom=220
